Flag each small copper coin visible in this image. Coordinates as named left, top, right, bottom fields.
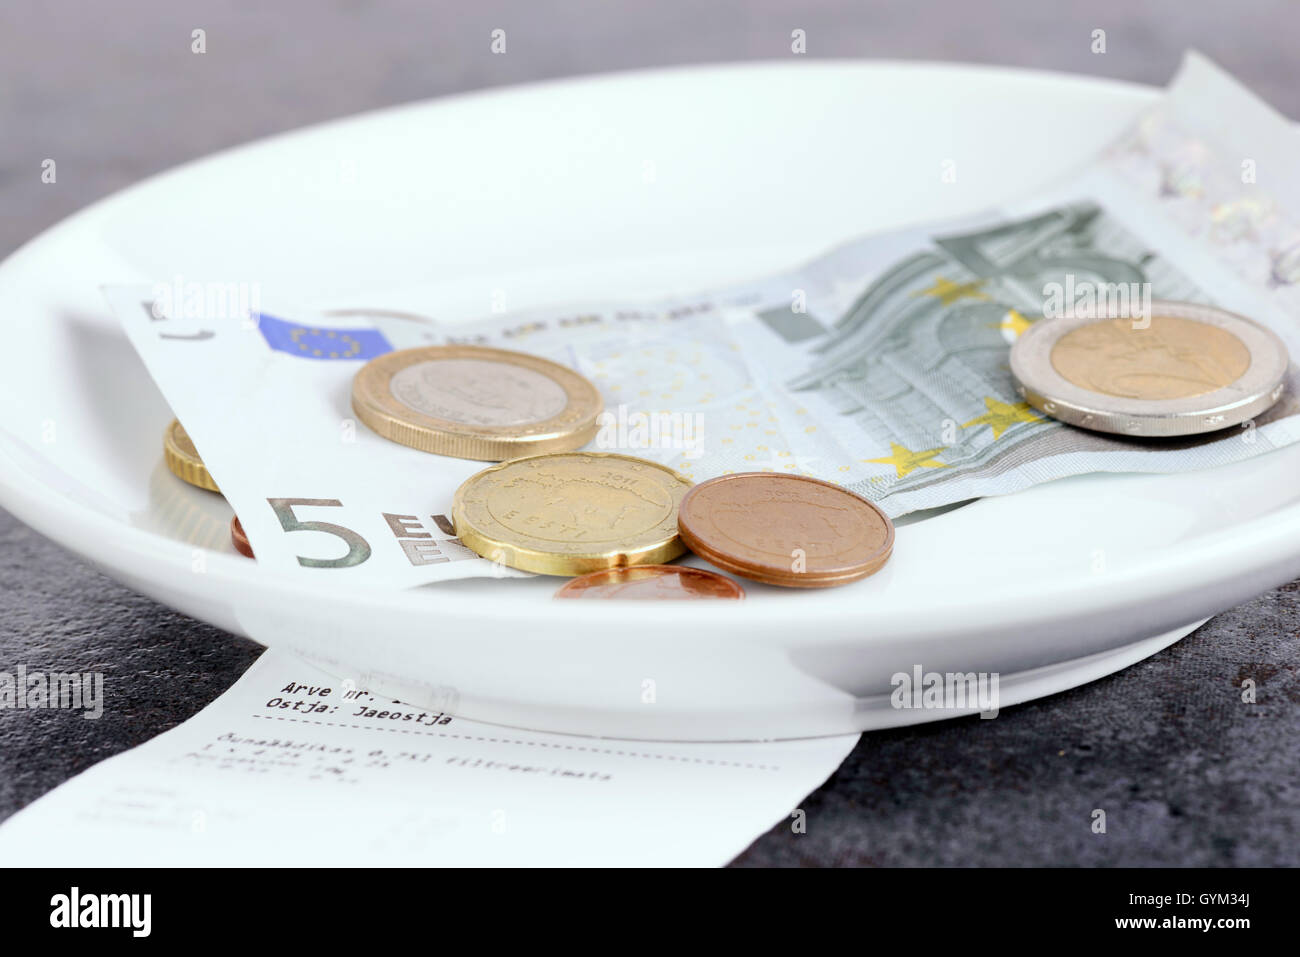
left=554, top=565, right=745, bottom=600
left=677, top=473, right=894, bottom=588
left=230, top=516, right=255, bottom=559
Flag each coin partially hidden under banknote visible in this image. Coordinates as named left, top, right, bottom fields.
left=554, top=565, right=745, bottom=600
left=1010, top=301, right=1289, bottom=437
left=452, top=452, right=693, bottom=576
left=230, top=516, right=255, bottom=559
left=163, top=418, right=219, bottom=492
left=352, top=344, right=603, bottom=460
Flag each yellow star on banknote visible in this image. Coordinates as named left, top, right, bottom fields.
left=864, top=442, right=949, bottom=479
left=993, top=308, right=1033, bottom=339
left=913, top=275, right=990, bottom=306
left=962, top=396, right=1043, bottom=439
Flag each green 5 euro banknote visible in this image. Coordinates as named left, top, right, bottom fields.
left=109, top=52, right=1300, bottom=587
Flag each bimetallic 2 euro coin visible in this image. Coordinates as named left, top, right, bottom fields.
left=351, top=345, right=603, bottom=460
left=163, top=419, right=219, bottom=492
left=452, top=452, right=693, bottom=576
left=1010, top=300, right=1288, bottom=437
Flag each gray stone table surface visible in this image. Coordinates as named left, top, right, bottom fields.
left=2, top=0, right=1298, bottom=866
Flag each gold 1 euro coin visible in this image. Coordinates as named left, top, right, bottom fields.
left=351, top=345, right=603, bottom=460
left=1009, top=300, right=1288, bottom=437
left=452, top=452, right=693, bottom=576
left=163, top=419, right=219, bottom=492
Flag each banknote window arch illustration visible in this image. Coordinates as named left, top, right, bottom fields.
left=775, top=201, right=1211, bottom=503
left=932, top=204, right=1149, bottom=313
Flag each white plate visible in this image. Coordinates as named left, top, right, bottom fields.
left=2, top=61, right=1297, bottom=740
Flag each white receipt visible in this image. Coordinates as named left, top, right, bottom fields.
left=0, top=650, right=858, bottom=866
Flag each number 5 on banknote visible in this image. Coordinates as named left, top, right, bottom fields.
left=266, top=498, right=372, bottom=569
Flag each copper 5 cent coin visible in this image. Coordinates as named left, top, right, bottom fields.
left=677, top=473, right=894, bottom=588
left=555, top=565, right=745, bottom=600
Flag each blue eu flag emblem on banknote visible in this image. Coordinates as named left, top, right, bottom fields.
left=256, top=313, right=392, bottom=360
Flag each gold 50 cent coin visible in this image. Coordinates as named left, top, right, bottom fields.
left=352, top=345, right=603, bottom=460
left=677, top=473, right=894, bottom=588
left=163, top=419, right=219, bottom=492
left=452, top=452, right=693, bottom=576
